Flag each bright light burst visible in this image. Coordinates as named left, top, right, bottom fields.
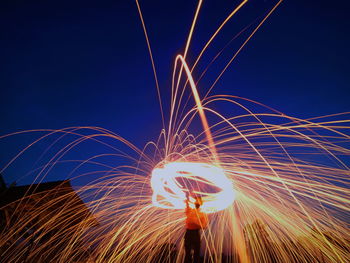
left=1, top=1, right=350, bottom=263
left=151, top=162, right=235, bottom=213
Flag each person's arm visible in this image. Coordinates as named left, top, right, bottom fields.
left=185, top=192, right=190, bottom=208
left=185, top=192, right=191, bottom=215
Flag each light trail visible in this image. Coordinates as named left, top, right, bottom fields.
left=151, top=162, right=235, bottom=213
left=136, top=0, right=165, bottom=129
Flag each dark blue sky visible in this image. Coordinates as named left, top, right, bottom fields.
left=1, top=0, right=349, bottom=185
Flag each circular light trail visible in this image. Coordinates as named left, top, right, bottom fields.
left=151, top=162, right=235, bottom=213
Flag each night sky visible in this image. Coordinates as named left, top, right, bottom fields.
left=1, top=0, right=349, bottom=185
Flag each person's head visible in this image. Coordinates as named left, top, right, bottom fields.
left=194, top=196, right=203, bottom=209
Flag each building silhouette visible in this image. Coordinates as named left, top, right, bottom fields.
left=0, top=176, right=98, bottom=263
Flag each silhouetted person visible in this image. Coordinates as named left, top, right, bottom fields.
left=184, top=194, right=208, bottom=263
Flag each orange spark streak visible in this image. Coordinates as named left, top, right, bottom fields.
left=176, top=55, right=219, bottom=163
left=136, top=0, right=165, bottom=129
left=207, top=0, right=283, bottom=96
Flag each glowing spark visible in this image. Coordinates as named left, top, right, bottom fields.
left=151, top=162, right=235, bottom=213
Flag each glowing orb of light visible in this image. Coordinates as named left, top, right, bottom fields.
left=151, top=162, right=235, bottom=213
